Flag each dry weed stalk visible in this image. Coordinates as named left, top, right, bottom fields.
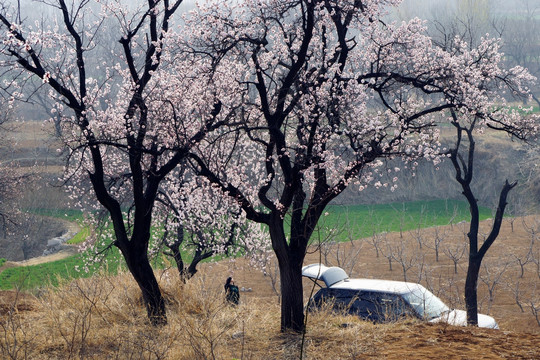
left=0, top=287, right=36, bottom=360
left=175, top=278, right=240, bottom=359
left=34, top=272, right=179, bottom=359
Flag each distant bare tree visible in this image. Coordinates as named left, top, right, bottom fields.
left=506, top=279, right=525, bottom=313
left=535, top=252, right=540, bottom=280
left=443, top=242, right=467, bottom=274
left=527, top=283, right=540, bottom=327
left=500, top=0, right=540, bottom=106
left=423, top=269, right=462, bottom=310
left=391, top=203, right=407, bottom=239
left=381, top=237, right=394, bottom=272
left=446, top=202, right=461, bottom=230
left=504, top=198, right=526, bottom=233
left=408, top=205, right=428, bottom=250
left=424, top=226, right=446, bottom=262
left=391, top=240, right=422, bottom=282
left=512, top=249, right=534, bottom=279
left=411, top=255, right=427, bottom=284
left=367, top=208, right=385, bottom=258
left=512, top=217, right=540, bottom=278
left=479, top=260, right=510, bottom=314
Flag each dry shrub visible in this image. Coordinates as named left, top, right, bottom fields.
left=0, top=265, right=538, bottom=359
left=163, top=275, right=242, bottom=359
left=0, top=288, right=37, bottom=359
left=4, top=272, right=182, bottom=359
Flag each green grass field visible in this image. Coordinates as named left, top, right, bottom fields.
left=28, top=208, right=87, bottom=222
left=67, top=227, right=91, bottom=245
left=0, top=254, right=88, bottom=290
left=0, top=199, right=492, bottom=290
left=0, top=248, right=126, bottom=290
left=312, top=199, right=492, bottom=243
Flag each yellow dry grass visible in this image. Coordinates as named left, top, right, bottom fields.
left=0, top=265, right=538, bottom=360
left=1, top=214, right=539, bottom=359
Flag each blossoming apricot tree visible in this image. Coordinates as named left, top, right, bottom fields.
left=154, top=167, right=271, bottom=281
left=184, top=0, right=538, bottom=331
left=0, top=0, right=244, bottom=325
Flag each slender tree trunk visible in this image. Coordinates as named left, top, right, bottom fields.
left=465, top=256, right=481, bottom=326
left=169, top=241, right=189, bottom=281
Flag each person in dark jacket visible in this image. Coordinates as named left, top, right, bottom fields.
left=224, top=277, right=240, bottom=305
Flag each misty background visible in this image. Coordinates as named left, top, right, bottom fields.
left=0, top=0, right=539, bottom=261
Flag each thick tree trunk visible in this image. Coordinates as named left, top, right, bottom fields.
left=124, top=248, right=167, bottom=326
left=278, top=257, right=305, bottom=332
left=269, top=217, right=306, bottom=332
left=465, top=256, right=481, bottom=326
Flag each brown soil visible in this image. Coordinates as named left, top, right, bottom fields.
left=0, top=289, right=37, bottom=316
left=207, top=215, right=540, bottom=335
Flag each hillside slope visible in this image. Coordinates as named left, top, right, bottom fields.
left=1, top=215, right=539, bottom=359
left=0, top=271, right=537, bottom=359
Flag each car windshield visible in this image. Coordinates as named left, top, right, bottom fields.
left=402, top=288, right=450, bottom=320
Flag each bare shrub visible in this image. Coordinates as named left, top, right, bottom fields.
left=442, top=241, right=467, bottom=274
left=113, top=327, right=176, bottom=360
left=0, top=287, right=36, bottom=360
left=174, top=278, right=241, bottom=360
left=478, top=261, right=510, bottom=315
left=40, top=276, right=116, bottom=359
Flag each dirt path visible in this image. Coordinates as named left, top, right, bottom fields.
left=12, top=219, right=81, bottom=267
left=15, top=245, right=79, bottom=266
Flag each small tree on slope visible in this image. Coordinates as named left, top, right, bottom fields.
left=447, top=108, right=537, bottom=326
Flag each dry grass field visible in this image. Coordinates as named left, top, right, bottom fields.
left=0, top=215, right=539, bottom=359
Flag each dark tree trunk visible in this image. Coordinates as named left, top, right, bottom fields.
left=278, top=256, right=305, bottom=332
left=269, top=216, right=306, bottom=332
left=449, top=115, right=518, bottom=326
left=165, top=226, right=215, bottom=282
left=124, top=247, right=167, bottom=326
left=465, top=256, right=481, bottom=326
left=168, top=241, right=188, bottom=280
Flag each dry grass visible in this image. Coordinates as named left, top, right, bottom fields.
left=0, top=266, right=538, bottom=359
left=1, top=215, right=539, bottom=359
